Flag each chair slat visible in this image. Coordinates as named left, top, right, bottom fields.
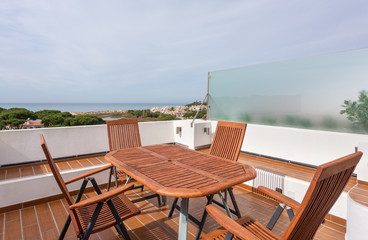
left=209, top=121, right=247, bottom=162
left=106, top=119, right=141, bottom=151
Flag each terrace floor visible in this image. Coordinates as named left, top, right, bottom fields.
left=0, top=184, right=346, bottom=240
left=1, top=148, right=367, bottom=239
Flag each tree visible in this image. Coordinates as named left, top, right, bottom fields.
left=186, top=101, right=204, bottom=107
left=183, top=110, right=206, bottom=119
left=0, top=120, right=6, bottom=129
left=61, top=112, right=73, bottom=118
left=0, top=108, right=35, bottom=121
left=340, top=90, right=368, bottom=132
left=42, top=113, right=64, bottom=127
left=35, top=110, right=61, bottom=119
left=161, top=114, right=178, bottom=120
left=71, top=115, right=105, bottom=125
left=127, top=110, right=143, bottom=118
left=6, top=119, right=24, bottom=129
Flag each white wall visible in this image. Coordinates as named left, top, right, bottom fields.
left=283, top=176, right=348, bottom=218
left=0, top=121, right=175, bottom=166
left=0, top=164, right=110, bottom=208
left=139, top=121, right=175, bottom=146
left=2, top=120, right=366, bottom=169
left=172, top=120, right=194, bottom=149
left=346, top=195, right=368, bottom=240
left=170, top=119, right=212, bottom=150
left=0, top=125, right=108, bottom=165
left=193, top=121, right=212, bottom=148
left=243, top=124, right=368, bottom=181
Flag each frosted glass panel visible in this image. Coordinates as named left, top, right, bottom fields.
left=208, top=49, right=368, bottom=134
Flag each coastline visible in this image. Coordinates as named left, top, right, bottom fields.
left=0, top=102, right=186, bottom=113
left=70, top=104, right=207, bottom=120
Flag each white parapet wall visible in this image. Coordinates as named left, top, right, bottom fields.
left=243, top=124, right=368, bottom=182
left=0, top=164, right=110, bottom=208
left=0, top=121, right=176, bottom=166
left=346, top=195, right=368, bottom=240
left=172, top=119, right=212, bottom=150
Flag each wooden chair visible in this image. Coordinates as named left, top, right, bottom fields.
left=106, top=119, right=162, bottom=206
left=106, top=119, right=142, bottom=189
left=168, top=121, right=247, bottom=239
left=40, top=134, right=140, bottom=240
left=203, top=151, right=363, bottom=240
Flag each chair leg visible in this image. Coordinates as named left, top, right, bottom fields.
left=156, top=194, right=162, bottom=206
left=211, top=188, right=240, bottom=217
left=107, top=166, right=113, bottom=191
left=113, top=166, right=118, bottom=188
left=195, top=194, right=214, bottom=240
left=286, top=206, right=295, bottom=220
left=115, top=223, right=131, bottom=240
left=74, top=179, right=89, bottom=202
left=228, top=187, right=241, bottom=218
left=266, top=203, right=285, bottom=230
left=224, top=232, right=234, bottom=240
left=83, top=202, right=103, bottom=240
left=218, top=191, right=232, bottom=218
left=168, top=197, right=179, bottom=217
left=162, top=196, right=167, bottom=205
left=106, top=199, right=131, bottom=240
left=89, top=177, right=103, bottom=194
left=58, top=215, right=71, bottom=240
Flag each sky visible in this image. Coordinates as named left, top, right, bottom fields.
left=0, top=0, right=368, bottom=103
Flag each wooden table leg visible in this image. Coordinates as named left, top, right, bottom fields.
left=179, top=198, right=189, bottom=240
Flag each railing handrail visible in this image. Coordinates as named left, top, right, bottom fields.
left=190, top=93, right=208, bottom=127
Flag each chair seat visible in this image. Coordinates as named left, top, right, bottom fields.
left=74, top=193, right=140, bottom=234
left=203, top=216, right=279, bottom=240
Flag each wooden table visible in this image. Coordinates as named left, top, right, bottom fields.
left=105, top=144, right=256, bottom=240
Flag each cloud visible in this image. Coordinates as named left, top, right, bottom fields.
left=0, top=0, right=368, bottom=103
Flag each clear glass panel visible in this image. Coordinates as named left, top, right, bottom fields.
left=208, top=48, right=368, bottom=134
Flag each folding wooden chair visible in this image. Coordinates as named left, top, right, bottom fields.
left=106, top=119, right=162, bottom=206
left=40, top=134, right=140, bottom=240
left=168, top=121, right=247, bottom=239
left=203, top=151, right=363, bottom=240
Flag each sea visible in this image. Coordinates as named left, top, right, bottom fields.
left=0, top=103, right=186, bottom=113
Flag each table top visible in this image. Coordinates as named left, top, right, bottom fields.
left=105, top=144, right=257, bottom=198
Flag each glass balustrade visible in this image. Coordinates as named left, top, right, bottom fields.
left=208, top=48, right=368, bottom=134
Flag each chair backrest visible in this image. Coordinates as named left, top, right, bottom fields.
left=209, top=121, right=247, bottom=162
left=282, top=151, right=363, bottom=240
left=106, top=119, right=142, bottom=151
left=40, top=134, right=74, bottom=206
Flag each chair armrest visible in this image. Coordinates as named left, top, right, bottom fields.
left=258, top=186, right=300, bottom=210
left=65, top=164, right=112, bottom=185
left=206, top=205, right=259, bottom=240
left=70, top=183, right=134, bottom=209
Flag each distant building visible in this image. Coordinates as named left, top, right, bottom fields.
left=151, top=105, right=207, bottom=119
left=22, top=118, right=44, bottom=129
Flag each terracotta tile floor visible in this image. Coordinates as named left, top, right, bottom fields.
left=0, top=184, right=345, bottom=240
